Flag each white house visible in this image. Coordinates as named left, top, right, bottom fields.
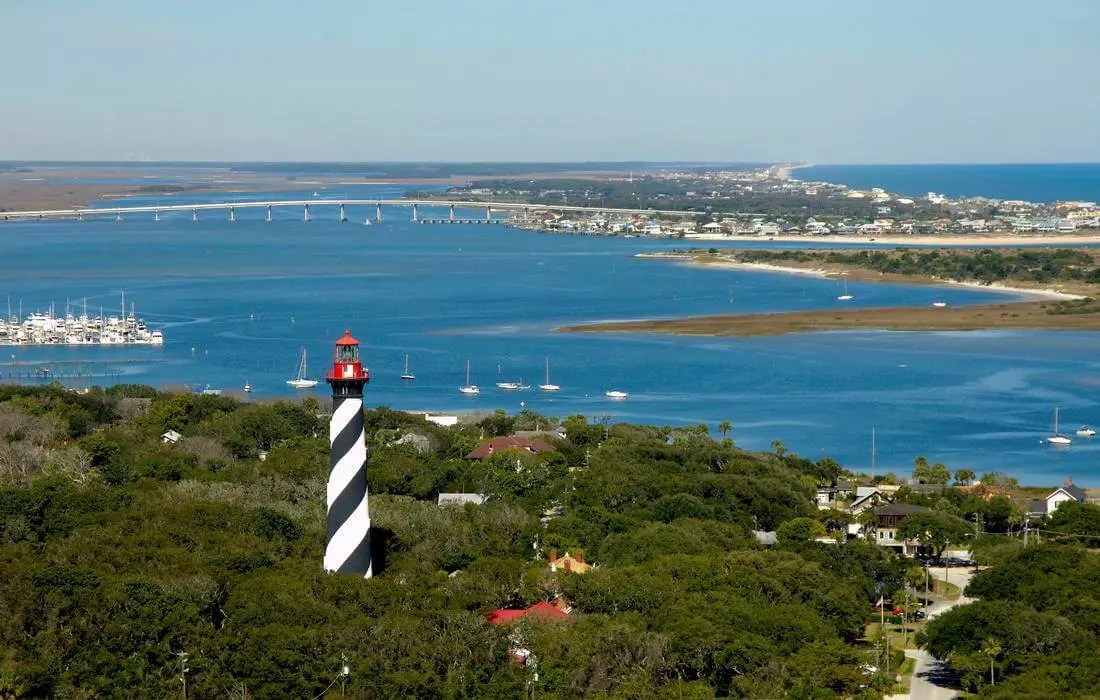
left=1028, top=478, right=1088, bottom=519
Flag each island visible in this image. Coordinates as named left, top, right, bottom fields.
left=560, top=248, right=1100, bottom=337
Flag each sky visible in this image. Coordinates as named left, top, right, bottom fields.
left=2, top=0, right=1099, bottom=163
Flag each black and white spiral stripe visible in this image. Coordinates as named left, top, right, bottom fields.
left=324, top=395, right=372, bottom=577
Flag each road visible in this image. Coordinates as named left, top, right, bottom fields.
left=888, top=566, right=977, bottom=700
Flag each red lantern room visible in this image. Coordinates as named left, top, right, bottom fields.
left=326, top=330, right=370, bottom=384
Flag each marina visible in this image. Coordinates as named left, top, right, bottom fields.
left=0, top=295, right=164, bottom=346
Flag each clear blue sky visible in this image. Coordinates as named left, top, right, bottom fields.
left=2, top=0, right=1098, bottom=163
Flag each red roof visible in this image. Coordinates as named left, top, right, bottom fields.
left=467, top=436, right=555, bottom=460
left=335, top=329, right=359, bottom=346
left=486, top=601, right=569, bottom=625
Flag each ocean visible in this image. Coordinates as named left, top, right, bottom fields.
left=797, top=163, right=1100, bottom=204
left=1, top=183, right=1099, bottom=486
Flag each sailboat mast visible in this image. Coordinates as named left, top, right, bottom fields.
left=871, top=427, right=876, bottom=476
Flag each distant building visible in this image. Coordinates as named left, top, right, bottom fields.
left=549, top=550, right=593, bottom=574
left=872, top=504, right=930, bottom=556
left=466, top=435, right=555, bottom=460
left=486, top=601, right=570, bottom=626
left=161, top=430, right=182, bottom=444
left=1029, top=478, right=1088, bottom=519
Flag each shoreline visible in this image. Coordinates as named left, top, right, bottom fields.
left=679, top=232, right=1100, bottom=246
left=636, top=252, right=1087, bottom=301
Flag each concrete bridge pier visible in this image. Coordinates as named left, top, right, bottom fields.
left=411, top=203, right=419, bottom=222
left=116, top=212, right=123, bottom=222
left=485, top=206, right=492, bottom=222
left=375, top=204, right=382, bottom=222
left=228, top=208, right=236, bottom=223
left=338, top=204, right=347, bottom=222
left=303, top=205, right=311, bottom=222
left=154, top=210, right=160, bottom=222
left=77, top=212, right=83, bottom=222
left=449, top=204, right=456, bottom=222
left=192, top=209, right=198, bottom=222
left=265, top=205, right=273, bottom=223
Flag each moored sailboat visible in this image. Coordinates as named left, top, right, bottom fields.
left=287, top=348, right=318, bottom=389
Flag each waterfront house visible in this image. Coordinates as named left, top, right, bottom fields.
left=701, top=221, right=724, bottom=233
left=1029, top=478, right=1089, bottom=520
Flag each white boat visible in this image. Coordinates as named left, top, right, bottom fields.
left=496, top=381, right=523, bottom=390
left=459, top=360, right=479, bottom=395
left=837, top=278, right=853, bottom=301
left=1077, top=426, right=1096, bottom=437
left=539, top=357, right=561, bottom=392
left=605, top=390, right=629, bottom=399
left=287, top=348, right=318, bottom=389
left=1045, top=407, right=1072, bottom=446
left=932, top=301, right=948, bottom=308
left=243, top=381, right=252, bottom=393
left=400, top=354, right=416, bottom=381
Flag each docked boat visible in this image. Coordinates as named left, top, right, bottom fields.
left=539, top=357, right=560, bottom=392
left=1046, top=407, right=1072, bottom=446
left=1077, top=425, right=1096, bottom=437
left=400, top=354, right=416, bottom=381
left=459, top=360, right=479, bottom=395
left=605, top=390, right=629, bottom=399
left=287, top=348, right=318, bottom=389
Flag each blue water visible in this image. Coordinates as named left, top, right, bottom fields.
left=797, top=163, right=1100, bottom=204
left=2, top=184, right=1099, bottom=486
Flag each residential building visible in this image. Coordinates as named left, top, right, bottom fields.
left=467, top=435, right=555, bottom=460
left=549, top=550, right=594, bottom=574
left=1029, top=478, right=1088, bottom=519
left=871, top=504, right=930, bottom=556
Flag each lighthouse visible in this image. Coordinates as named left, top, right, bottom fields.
left=324, top=330, right=373, bottom=577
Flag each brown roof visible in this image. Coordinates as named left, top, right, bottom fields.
left=466, top=435, right=555, bottom=460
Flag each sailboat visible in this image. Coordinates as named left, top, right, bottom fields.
left=539, top=357, right=560, bottom=392
left=459, top=360, right=480, bottom=395
left=1046, top=407, right=1072, bottom=446
left=837, top=278, right=853, bottom=301
left=400, top=354, right=416, bottom=381
left=287, top=348, right=318, bottom=388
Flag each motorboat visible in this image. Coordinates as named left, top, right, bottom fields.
left=605, top=390, right=629, bottom=399
left=932, top=301, right=948, bottom=308
left=287, top=348, right=319, bottom=389
left=1077, top=426, right=1096, bottom=438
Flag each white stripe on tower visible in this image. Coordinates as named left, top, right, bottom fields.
left=325, top=394, right=372, bottom=577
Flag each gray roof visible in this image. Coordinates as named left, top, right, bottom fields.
left=753, top=530, right=777, bottom=546
left=1060, top=484, right=1088, bottom=502
left=1028, top=499, right=1047, bottom=515
left=437, top=493, right=486, bottom=506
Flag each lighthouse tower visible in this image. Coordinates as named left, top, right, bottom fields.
left=324, top=330, right=373, bottom=577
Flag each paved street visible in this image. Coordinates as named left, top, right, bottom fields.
left=888, top=565, right=978, bottom=699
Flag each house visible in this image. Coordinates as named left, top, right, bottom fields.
left=549, top=550, right=593, bottom=574
left=1029, top=478, right=1088, bottom=518
left=486, top=601, right=570, bottom=626
left=872, top=504, right=930, bottom=556
left=438, top=493, right=487, bottom=507
left=421, top=413, right=459, bottom=427
left=701, top=221, right=724, bottom=233
left=161, top=430, right=182, bottom=444
left=466, top=435, right=555, bottom=460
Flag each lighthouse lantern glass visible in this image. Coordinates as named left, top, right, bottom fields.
left=336, top=343, right=358, bottom=364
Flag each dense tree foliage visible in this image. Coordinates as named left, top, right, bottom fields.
left=0, top=386, right=963, bottom=696
left=920, top=545, right=1100, bottom=696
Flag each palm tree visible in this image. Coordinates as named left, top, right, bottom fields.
left=981, top=638, right=1002, bottom=686
left=718, top=420, right=732, bottom=438
left=771, top=440, right=788, bottom=458
left=954, top=468, right=975, bottom=486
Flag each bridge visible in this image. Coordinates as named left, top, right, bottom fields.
left=0, top=198, right=710, bottom=223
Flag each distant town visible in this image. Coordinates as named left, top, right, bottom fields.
left=414, top=164, right=1100, bottom=238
